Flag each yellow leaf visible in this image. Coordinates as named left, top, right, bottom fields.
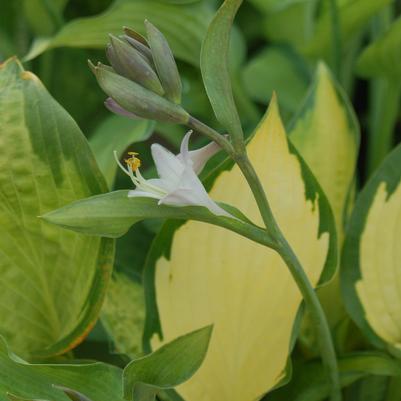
left=290, top=63, right=359, bottom=331
left=342, top=144, right=401, bottom=355
left=147, top=97, right=334, bottom=401
left=356, top=182, right=401, bottom=348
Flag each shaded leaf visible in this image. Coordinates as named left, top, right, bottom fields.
left=268, top=352, right=401, bottom=401
left=25, top=0, right=214, bottom=66
left=0, top=58, right=114, bottom=359
left=357, top=16, right=401, bottom=79
left=302, top=0, right=391, bottom=59
left=243, top=46, right=309, bottom=113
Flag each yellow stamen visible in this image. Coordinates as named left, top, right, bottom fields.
left=125, top=152, right=141, bottom=171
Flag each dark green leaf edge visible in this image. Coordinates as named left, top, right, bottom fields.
left=341, top=143, right=401, bottom=355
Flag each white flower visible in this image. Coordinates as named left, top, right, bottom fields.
left=115, top=131, right=231, bottom=217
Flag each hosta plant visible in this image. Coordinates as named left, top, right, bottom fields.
left=0, top=1, right=400, bottom=401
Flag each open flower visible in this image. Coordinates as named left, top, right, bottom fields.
left=115, top=131, right=231, bottom=217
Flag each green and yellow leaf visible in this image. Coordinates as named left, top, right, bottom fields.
left=342, top=143, right=401, bottom=354
left=290, top=62, right=359, bottom=337
left=0, top=58, right=114, bottom=359
left=144, top=97, right=336, bottom=401
left=290, top=62, right=359, bottom=240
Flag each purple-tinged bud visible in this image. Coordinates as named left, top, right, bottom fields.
left=123, top=26, right=154, bottom=63
left=89, top=61, right=189, bottom=124
left=107, top=35, right=164, bottom=96
left=145, top=20, right=182, bottom=104
left=104, top=97, right=141, bottom=119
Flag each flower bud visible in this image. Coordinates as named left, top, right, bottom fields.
left=104, top=97, right=140, bottom=120
left=145, top=20, right=182, bottom=104
left=123, top=26, right=154, bottom=64
left=89, top=61, right=189, bottom=124
left=107, top=35, right=164, bottom=96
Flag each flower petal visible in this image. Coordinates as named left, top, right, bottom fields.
left=177, top=131, right=221, bottom=174
left=159, top=167, right=231, bottom=217
left=151, top=143, right=184, bottom=182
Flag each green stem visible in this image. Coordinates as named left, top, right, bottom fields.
left=367, top=6, right=397, bottom=176
left=329, top=0, right=342, bottom=79
left=187, top=117, right=342, bottom=401
left=275, top=237, right=341, bottom=401
left=367, top=78, right=400, bottom=175
left=187, top=116, right=235, bottom=156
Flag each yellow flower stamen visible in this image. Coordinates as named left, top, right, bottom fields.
left=125, top=152, right=141, bottom=171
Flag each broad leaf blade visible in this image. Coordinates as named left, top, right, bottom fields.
left=25, top=0, right=213, bottom=66
left=200, top=0, right=243, bottom=139
left=0, top=337, right=123, bottom=401
left=0, top=58, right=114, bottom=358
left=144, top=98, right=336, bottom=401
left=123, top=326, right=212, bottom=401
left=342, top=143, right=401, bottom=354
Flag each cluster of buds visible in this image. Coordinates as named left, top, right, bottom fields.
left=89, top=21, right=189, bottom=124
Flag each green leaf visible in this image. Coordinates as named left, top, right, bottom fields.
left=101, top=273, right=145, bottom=358
left=341, top=143, right=401, bottom=355
left=0, top=58, right=114, bottom=359
left=200, top=0, right=244, bottom=140
left=89, top=115, right=155, bottom=187
left=143, top=98, right=337, bottom=401
left=302, top=0, right=391, bottom=59
left=52, top=386, right=93, bottom=401
left=242, top=46, right=309, bottom=113
left=268, top=352, right=401, bottom=401
left=357, top=16, right=401, bottom=79
left=41, top=190, right=264, bottom=242
left=22, top=0, right=67, bottom=36
left=123, top=326, right=212, bottom=401
left=25, top=0, right=214, bottom=66
left=0, top=336, right=123, bottom=401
